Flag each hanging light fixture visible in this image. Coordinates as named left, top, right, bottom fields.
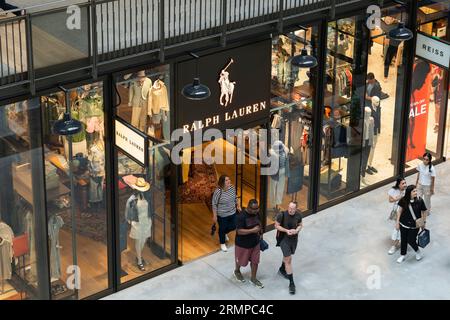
left=291, top=27, right=318, bottom=69
left=181, top=52, right=211, bottom=100
left=53, top=112, right=83, bottom=135
left=53, top=87, right=82, bottom=135
left=387, top=0, right=413, bottom=41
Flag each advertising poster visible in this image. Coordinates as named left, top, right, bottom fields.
left=406, top=60, right=432, bottom=162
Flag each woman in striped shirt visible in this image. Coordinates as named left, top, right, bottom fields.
left=212, top=175, right=241, bottom=252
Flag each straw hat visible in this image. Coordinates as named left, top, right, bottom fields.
left=131, top=177, right=151, bottom=192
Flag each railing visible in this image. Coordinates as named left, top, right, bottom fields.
left=0, top=14, right=28, bottom=86
left=0, top=0, right=349, bottom=90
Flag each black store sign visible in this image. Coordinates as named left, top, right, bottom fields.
left=177, top=40, right=271, bottom=132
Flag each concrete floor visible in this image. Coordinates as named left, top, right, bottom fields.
left=104, top=160, right=450, bottom=300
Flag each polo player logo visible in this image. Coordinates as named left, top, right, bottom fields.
left=218, top=58, right=236, bottom=107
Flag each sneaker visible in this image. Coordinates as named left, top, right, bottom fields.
left=233, top=270, right=245, bottom=283
left=220, top=244, right=228, bottom=252
left=250, top=278, right=264, bottom=289
left=278, top=267, right=289, bottom=280
left=396, top=255, right=406, bottom=264
left=289, top=283, right=296, bottom=294
left=388, top=246, right=397, bottom=255
left=225, top=234, right=230, bottom=242
left=416, top=250, right=423, bottom=261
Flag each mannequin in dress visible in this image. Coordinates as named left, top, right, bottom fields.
left=128, top=71, right=152, bottom=132
left=125, top=178, right=152, bottom=271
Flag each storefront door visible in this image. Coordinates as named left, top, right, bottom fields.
left=177, top=128, right=263, bottom=263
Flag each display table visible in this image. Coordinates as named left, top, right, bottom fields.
left=12, top=163, right=70, bottom=205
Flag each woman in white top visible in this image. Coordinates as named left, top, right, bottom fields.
left=415, top=152, right=436, bottom=215
left=387, top=177, right=406, bottom=255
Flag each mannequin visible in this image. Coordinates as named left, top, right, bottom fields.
left=24, top=209, right=37, bottom=281
left=269, top=140, right=290, bottom=213
left=48, top=213, right=64, bottom=281
left=0, top=220, right=14, bottom=293
left=88, top=138, right=105, bottom=208
left=128, top=70, right=152, bottom=132
left=149, top=78, right=170, bottom=140
left=125, top=178, right=152, bottom=271
left=367, top=96, right=381, bottom=174
left=361, top=107, right=375, bottom=183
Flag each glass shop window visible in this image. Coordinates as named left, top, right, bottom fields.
left=41, top=82, right=109, bottom=299
left=269, top=25, right=319, bottom=222
left=0, top=98, right=46, bottom=300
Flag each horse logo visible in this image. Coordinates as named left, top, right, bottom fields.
left=218, top=58, right=236, bottom=106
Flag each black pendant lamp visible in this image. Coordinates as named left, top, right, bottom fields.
left=387, top=1, right=413, bottom=41
left=53, top=112, right=83, bottom=135
left=181, top=52, right=211, bottom=100
left=291, top=27, right=317, bottom=69
left=53, top=87, right=82, bottom=135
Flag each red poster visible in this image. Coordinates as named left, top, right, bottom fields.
left=406, top=60, right=432, bottom=162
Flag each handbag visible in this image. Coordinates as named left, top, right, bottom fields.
left=388, top=204, right=398, bottom=221
left=260, top=238, right=269, bottom=251
left=408, top=203, right=425, bottom=228
left=391, top=229, right=400, bottom=241
left=417, top=228, right=430, bottom=248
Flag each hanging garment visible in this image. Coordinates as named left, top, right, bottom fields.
left=287, top=156, right=304, bottom=194
left=25, top=211, right=37, bottom=280
left=331, top=124, right=349, bottom=158
left=150, top=80, right=170, bottom=115
left=48, top=215, right=64, bottom=279
left=129, top=78, right=152, bottom=131
left=0, top=222, right=14, bottom=281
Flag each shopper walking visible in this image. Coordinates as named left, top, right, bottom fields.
left=212, top=175, right=241, bottom=252
left=365, top=72, right=382, bottom=106
left=233, top=199, right=264, bottom=288
left=387, top=177, right=406, bottom=255
left=396, top=185, right=427, bottom=264
left=416, top=152, right=436, bottom=215
left=275, top=201, right=303, bottom=294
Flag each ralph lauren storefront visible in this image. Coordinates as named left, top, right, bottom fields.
left=0, top=0, right=449, bottom=300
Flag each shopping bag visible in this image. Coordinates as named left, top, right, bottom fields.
left=418, top=228, right=430, bottom=248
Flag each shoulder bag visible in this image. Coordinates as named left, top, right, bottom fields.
left=418, top=228, right=430, bottom=248
left=388, top=203, right=398, bottom=221
left=408, top=202, right=425, bottom=229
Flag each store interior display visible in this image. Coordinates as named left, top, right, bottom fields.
left=40, top=83, right=109, bottom=299
left=125, top=178, right=153, bottom=272
left=116, top=66, right=171, bottom=141
left=116, top=142, right=172, bottom=283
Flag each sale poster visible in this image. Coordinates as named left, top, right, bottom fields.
left=406, top=60, right=432, bottom=162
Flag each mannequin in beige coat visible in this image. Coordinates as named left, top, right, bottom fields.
left=128, top=70, right=152, bottom=131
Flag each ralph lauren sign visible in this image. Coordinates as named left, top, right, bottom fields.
left=415, top=33, right=450, bottom=70
left=177, top=40, right=271, bottom=132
